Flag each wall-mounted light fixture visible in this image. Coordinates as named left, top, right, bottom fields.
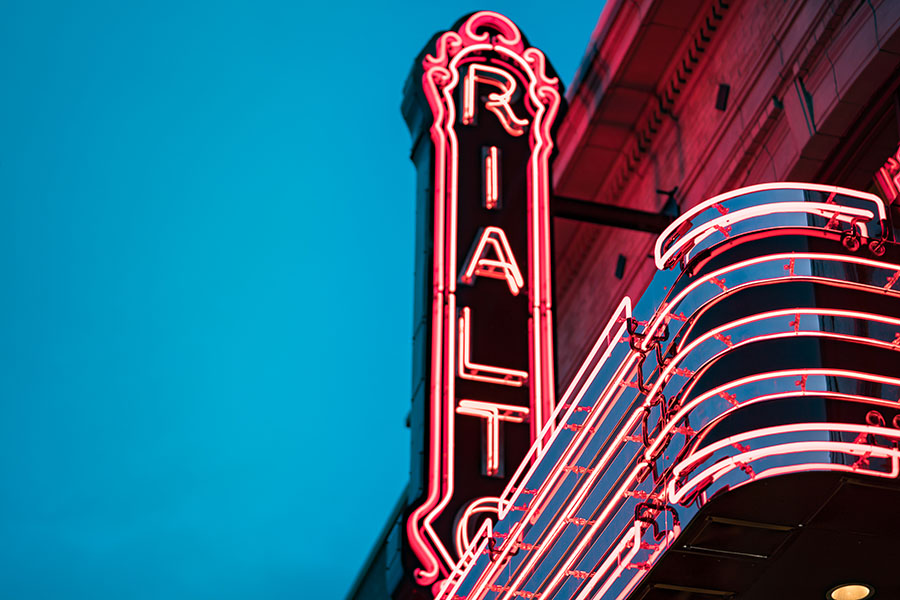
left=827, top=583, right=874, bottom=600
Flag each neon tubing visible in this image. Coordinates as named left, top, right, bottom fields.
left=457, top=316, right=900, bottom=598
left=456, top=400, right=529, bottom=477
left=639, top=251, right=900, bottom=352
left=654, top=182, right=888, bottom=270
left=668, top=424, right=900, bottom=504
left=459, top=309, right=899, bottom=596
left=459, top=226, right=525, bottom=295
left=453, top=497, right=503, bottom=557
left=408, top=10, right=562, bottom=584
left=639, top=307, right=900, bottom=431
left=462, top=63, right=529, bottom=136
left=484, top=146, right=500, bottom=210
left=497, top=297, right=633, bottom=521
left=434, top=189, right=899, bottom=598
left=458, top=307, right=529, bottom=386
left=663, top=202, right=874, bottom=268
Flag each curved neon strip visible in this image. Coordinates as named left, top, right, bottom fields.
left=564, top=427, right=900, bottom=600
left=438, top=241, right=899, bottom=598
left=493, top=381, right=900, bottom=600
left=668, top=423, right=900, bottom=504
left=531, top=427, right=900, bottom=600
left=571, top=428, right=898, bottom=600
left=461, top=11, right=523, bottom=48
left=671, top=421, right=900, bottom=481
left=670, top=275, right=894, bottom=349
left=454, top=324, right=900, bottom=597
left=454, top=497, right=502, bottom=557
left=649, top=387, right=900, bottom=468
left=639, top=251, right=900, bottom=352
left=640, top=307, right=900, bottom=437
left=488, top=318, right=900, bottom=599
left=653, top=182, right=889, bottom=270
left=451, top=341, right=900, bottom=598
left=664, top=202, right=874, bottom=268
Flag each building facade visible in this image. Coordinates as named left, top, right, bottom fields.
left=553, top=0, right=900, bottom=383
left=348, top=1, right=900, bottom=598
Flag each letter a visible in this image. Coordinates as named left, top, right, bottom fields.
left=459, top=226, right=524, bottom=296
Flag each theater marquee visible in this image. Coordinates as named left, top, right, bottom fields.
left=402, top=11, right=563, bottom=589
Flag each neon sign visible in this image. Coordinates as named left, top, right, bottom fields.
left=403, top=11, right=563, bottom=589
left=430, top=184, right=898, bottom=600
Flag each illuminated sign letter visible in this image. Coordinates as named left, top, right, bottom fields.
left=483, top=146, right=501, bottom=210
left=459, top=226, right=524, bottom=295
left=458, top=307, right=528, bottom=386
left=462, top=63, right=529, bottom=136
left=456, top=400, right=529, bottom=477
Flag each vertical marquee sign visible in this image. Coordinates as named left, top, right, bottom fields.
left=402, top=11, right=563, bottom=590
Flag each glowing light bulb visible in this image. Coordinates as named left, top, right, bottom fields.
left=828, top=583, right=874, bottom=600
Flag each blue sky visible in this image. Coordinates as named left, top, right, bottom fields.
left=0, top=1, right=603, bottom=598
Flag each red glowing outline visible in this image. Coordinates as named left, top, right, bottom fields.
left=646, top=363, right=900, bottom=468
left=639, top=251, right=900, bottom=353
left=484, top=146, right=500, bottom=210
left=534, top=419, right=900, bottom=600
left=640, top=306, right=900, bottom=450
left=438, top=516, right=494, bottom=600
left=443, top=298, right=643, bottom=599
left=574, top=522, right=680, bottom=600
left=668, top=422, right=900, bottom=504
left=447, top=322, right=900, bottom=599
left=519, top=462, right=650, bottom=600
left=458, top=307, right=528, bottom=387
left=433, top=187, right=900, bottom=598
left=459, top=226, right=525, bottom=295
left=456, top=400, right=529, bottom=477
left=654, top=182, right=889, bottom=270
left=496, top=297, right=634, bottom=521
left=493, top=338, right=900, bottom=600
left=407, top=11, right=561, bottom=584
left=461, top=11, right=523, bottom=49
left=452, top=496, right=505, bottom=559
left=472, top=369, right=900, bottom=600
left=671, top=202, right=873, bottom=266
left=463, top=64, right=529, bottom=136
